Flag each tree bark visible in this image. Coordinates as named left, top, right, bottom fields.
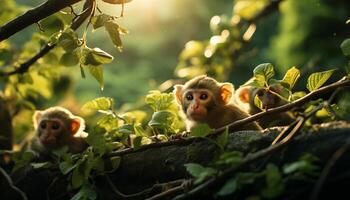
left=4, top=121, right=350, bottom=200
left=0, top=0, right=82, bottom=42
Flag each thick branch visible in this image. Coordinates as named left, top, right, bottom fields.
left=0, top=0, right=93, bottom=76
left=0, top=0, right=82, bottom=42
left=10, top=122, right=350, bottom=200
left=106, top=76, right=350, bottom=159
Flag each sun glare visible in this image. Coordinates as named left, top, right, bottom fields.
left=97, top=0, right=156, bottom=17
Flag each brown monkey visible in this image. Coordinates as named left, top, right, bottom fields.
left=173, top=75, right=262, bottom=132
left=30, top=106, right=88, bottom=154
left=235, top=85, right=295, bottom=128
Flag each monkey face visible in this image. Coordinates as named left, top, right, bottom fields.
left=255, top=88, right=280, bottom=109
left=38, top=119, right=66, bottom=148
left=183, top=89, right=213, bottom=121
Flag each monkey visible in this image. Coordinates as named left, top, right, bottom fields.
left=173, top=75, right=262, bottom=132
left=235, top=85, right=295, bottom=128
left=29, top=106, right=88, bottom=154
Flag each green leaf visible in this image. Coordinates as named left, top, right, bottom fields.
left=82, top=97, right=114, bottom=111
left=242, top=78, right=265, bottom=88
left=60, top=52, right=79, bottom=66
left=110, top=156, right=121, bottom=170
left=216, top=151, right=243, bottom=166
left=91, top=14, right=110, bottom=30
left=254, top=95, right=263, bottom=110
left=72, top=168, right=84, bottom=189
left=291, top=91, right=306, bottom=101
left=306, top=69, right=335, bottom=92
left=31, top=162, right=52, bottom=169
left=340, top=38, right=350, bottom=56
left=81, top=47, right=114, bottom=66
left=132, top=136, right=143, bottom=150
left=86, top=132, right=107, bottom=155
left=145, top=90, right=175, bottom=111
left=190, top=123, right=212, bottom=137
left=60, top=161, right=76, bottom=175
left=184, top=163, right=217, bottom=184
left=217, top=178, right=237, bottom=196
left=19, top=73, right=33, bottom=84
left=118, top=124, right=134, bottom=135
left=216, top=127, right=229, bottom=149
left=58, top=29, right=79, bottom=52
left=88, top=65, right=104, bottom=90
left=134, top=123, right=148, bottom=137
left=261, top=164, right=284, bottom=199
left=253, top=63, right=275, bottom=85
left=185, top=163, right=207, bottom=177
left=97, top=114, right=119, bottom=132
left=52, top=146, right=69, bottom=157
left=282, top=67, right=300, bottom=89
left=71, top=183, right=97, bottom=200
left=12, top=151, right=36, bottom=173
left=283, top=153, right=320, bottom=176
left=105, top=21, right=124, bottom=51
left=148, top=110, right=174, bottom=128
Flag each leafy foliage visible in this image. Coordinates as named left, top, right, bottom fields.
left=185, top=163, right=217, bottom=184
left=1, top=0, right=350, bottom=199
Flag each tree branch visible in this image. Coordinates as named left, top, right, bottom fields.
left=247, top=0, right=284, bottom=24
left=106, top=76, right=350, bottom=159
left=173, top=100, right=328, bottom=200
left=0, top=0, right=93, bottom=76
left=214, top=76, right=350, bottom=134
left=0, top=0, right=83, bottom=42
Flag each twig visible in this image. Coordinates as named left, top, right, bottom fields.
left=212, top=76, right=350, bottom=134
left=0, top=0, right=94, bottom=76
left=146, top=180, right=191, bottom=200
left=247, top=0, right=284, bottom=24
left=107, top=137, right=197, bottom=157
left=309, top=138, right=350, bottom=200
left=105, top=174, right=186, bottom=200
left=0, top=0, right=82, bottom=42
left=172, top=117, right=306, bottom=200
left=35, top=22, right=44, bottom=32
left=106, top=77, right=350, bottom=159
left=69, top=5, right=78, bottom=18
left=172, top=88, right=338, bottom=200
left=0, top=167, right=27, bottom=200
left=271, top=118, right=301, bottom=145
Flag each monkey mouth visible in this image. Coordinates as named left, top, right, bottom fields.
left=189, top=113, right=206, bottom=121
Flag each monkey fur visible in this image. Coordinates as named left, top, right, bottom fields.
left=235, top=85, right=295, bottom=128
left=174, top=75, right=262, bottom=132
left=30, top=106, right=88, bottom=154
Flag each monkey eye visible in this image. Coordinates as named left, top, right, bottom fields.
left=257, top=90, right=264, bottom=97
left=52, top=123, right=60, bottom=130
left=40, top=122, right=47, bottom=129
left=186, top=94, right=193, bottom=100
left=200, top=93, right=208, bottom=100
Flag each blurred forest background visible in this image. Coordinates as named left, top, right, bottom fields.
left=1, top=0, right=350, bottom=144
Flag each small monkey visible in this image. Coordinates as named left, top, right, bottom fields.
left=173, top=75, right=262, bottom=132
left=30, top=106, right=88, bottom=154
left=235, top=85, right=295, bottom=128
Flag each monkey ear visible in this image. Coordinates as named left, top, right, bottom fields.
left=32, top=111, right=43, bottom=128
left=237, top=87, right=251, bottom=103
left=173, top=84, right=184, bottom=104
left=70, top=117, right=83, bottom=135
left=220, top=83, right=234, bottom=104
